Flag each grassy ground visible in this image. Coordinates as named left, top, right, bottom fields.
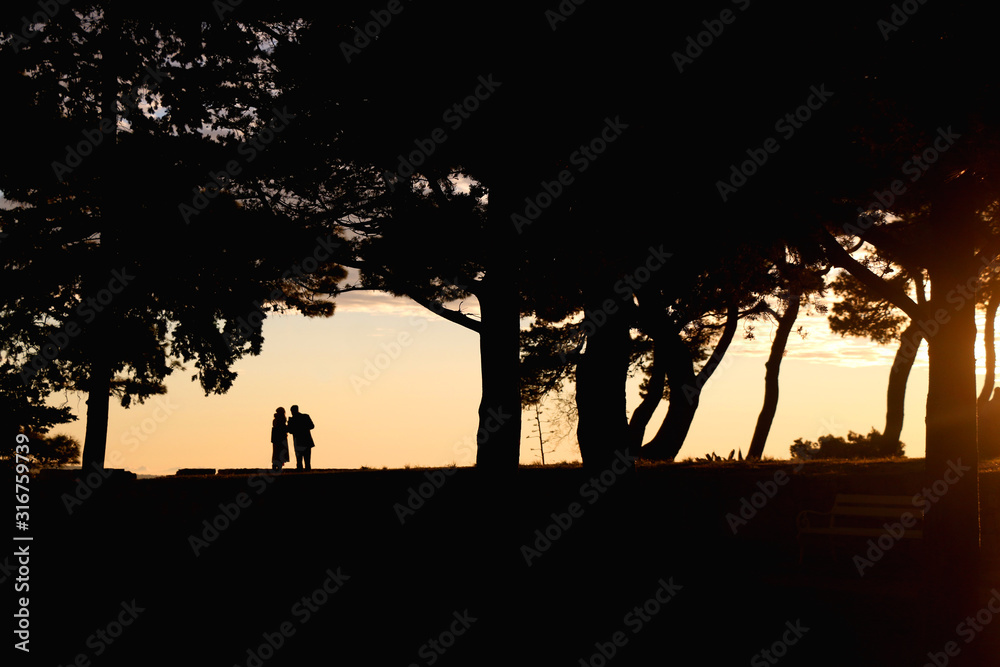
left=20, top=458, right=1000, bottom=666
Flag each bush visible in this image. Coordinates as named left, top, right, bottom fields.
left=0, top=431, right=81, bottom=474
left=790, top=427, right=904, bottom=460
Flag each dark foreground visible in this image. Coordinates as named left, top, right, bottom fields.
left=12, top=460, right=1000, bottom=666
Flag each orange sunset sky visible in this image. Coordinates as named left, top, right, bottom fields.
left=39, top=280, right=968, bottom=477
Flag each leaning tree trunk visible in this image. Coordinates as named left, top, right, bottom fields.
left=881, top=321, right=923, bottom=452
left=627, top=338, right=665, bottom=453
left=746, top=295, right=800, bottom=460
left=640, top=304, right=739, bottom=461
left=640, top=333, right=698, bottom=461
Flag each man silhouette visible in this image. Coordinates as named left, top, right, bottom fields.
left=287, top=405, right=315, bottom=470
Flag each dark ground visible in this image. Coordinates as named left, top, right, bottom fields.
left=11, top=459, right=1000, bottom=666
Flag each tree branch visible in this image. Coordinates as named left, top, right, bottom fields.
left=819, top=229, right=923, bottom=321
left=408, top=293, right=481, bottom=334
left=695, top=301, right=739, bottom=385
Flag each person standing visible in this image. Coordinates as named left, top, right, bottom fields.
left=270, top=407, right=289, bottom=471
left=287, top=404, right=315, bottom=470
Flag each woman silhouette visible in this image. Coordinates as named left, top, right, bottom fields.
left=271, top=407, right=289, bottom=471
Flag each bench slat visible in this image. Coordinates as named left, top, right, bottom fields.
left=830, top=506, right=922, bottom=518
left=833, top=494, right=915, bottom=506
left=800, top=527, right=923, bottom=538
left=798, top=494, right=925, bottom=564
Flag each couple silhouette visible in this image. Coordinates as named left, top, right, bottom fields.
left=271, top=405, right=315, bottom=471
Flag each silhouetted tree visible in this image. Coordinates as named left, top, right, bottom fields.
left=0, top=431, right=81, bottom=475
left=816, top=83, right=1000, bottom=653
left=0, top=6, right=344, bottom=468
left=634, top=238, right=781, bottom=462
left=256, top=5, right=654, bottom=474
left=745, top=247, right=829, bottom=460
left=827, top=256, right=926, bottom=451
left=977, top=257, right=1000, bottom=459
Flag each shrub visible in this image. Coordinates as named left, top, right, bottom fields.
left=790, top=427, right=904, bottom=460
left=0, top=431, right=81, bottom=474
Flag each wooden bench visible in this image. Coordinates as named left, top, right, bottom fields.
left=796, top=494, right=923, bottom=564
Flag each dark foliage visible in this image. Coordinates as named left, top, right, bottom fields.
left=791, top=427, right=905, bottom=460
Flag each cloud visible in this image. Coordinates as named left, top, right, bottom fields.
left=325, top=284, right=1000, bottom=374
left=729, top=309, right=912, bottom=369
left=334, top=290, right=481, bottom=320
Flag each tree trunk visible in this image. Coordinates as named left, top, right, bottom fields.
left=81, top=343, right=112, bottom=471
left=627, top=339, right=665, bottom=452
left=979, top=289, right=1000, bottom=459
left=637, top=333, right=697, bottom=461
left=746, top=295, right=800, bottom=460
left=819, top=199, right=981, bottom=658
left=976, top=288, right=1000, bottom=459
left=977, top=289, right=999, bottom=409
left=922, top=260, right=980, bottom=656
left=474, top=199, right=522, bottom=474
left=81, top=7, right=118, bottom=471
left=575, top=300, right=631, bottom=474
left=881, top=321, right=923, bottom=451
left=640, top=304, right=739, bottom=461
